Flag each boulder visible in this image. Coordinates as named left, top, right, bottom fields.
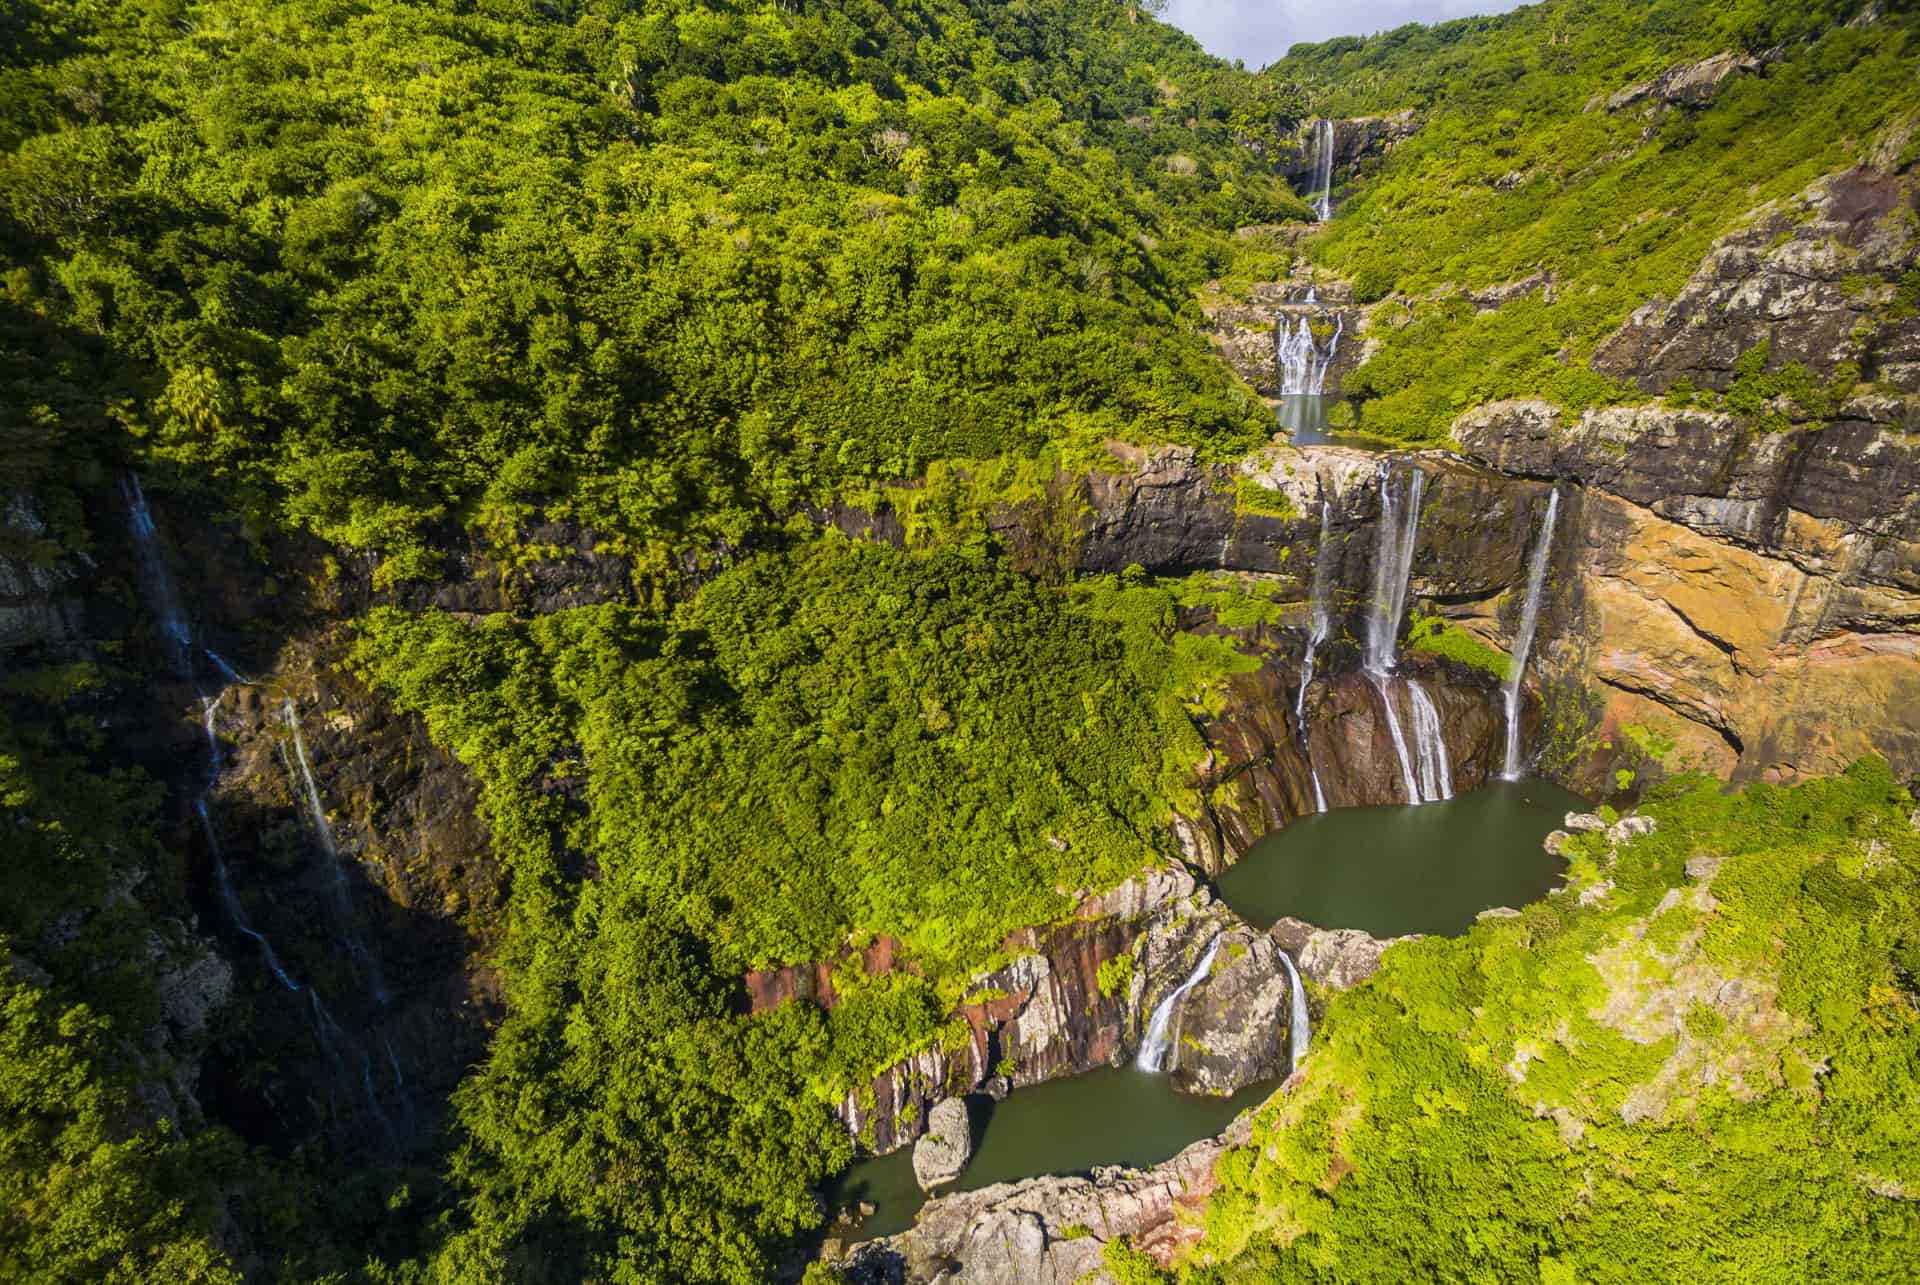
left=1270, top=918, right=1421, bottom=993
left=912, top=1097, right=974, bottom=1191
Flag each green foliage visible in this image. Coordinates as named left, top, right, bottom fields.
left=0, top=0, right=1288, bottom=588
left=1404, top=614, right=1510, bottom=680
left=1098, top=951, right=1137, bottom=999
left=1193, top=760, right=1920, bottom=1282
left=353, top=535, right=1258, bottom=1279
left=1267, top=2, right=1919, bottom=441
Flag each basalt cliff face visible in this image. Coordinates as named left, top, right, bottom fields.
left=752, top=867, right=1295, bottom=1158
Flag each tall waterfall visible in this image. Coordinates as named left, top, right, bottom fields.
left=1311, top=118, right=1335, bottom=220
left=1136, top=934, right=1222, bottom=1074
left=1296, top=503, right=1335, bottom=722
left=121, top=477, right=400, bottom=1143
left=1277, top=949, right=1312, bottom=1073
left=200, top=695, right=298, bottom=992
left=1276, top=311, right=1343, bottom=397
left=121, top=475, right=193, bottom=677
left=286, top=702, right=389, bottom=1007
left=1363, top=463, right=1424, bottom=676
left=1406, top=679, right=1455, bottom=802
left=1502, top=489, right=1561, bottom=781
left=1363, top=464, right=1428, bottom=803
left=1298, top=502, right=1337, bottom=814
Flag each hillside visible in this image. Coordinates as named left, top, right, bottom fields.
left=2, top=1, right=1918, bottom=1283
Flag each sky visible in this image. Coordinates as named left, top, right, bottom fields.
left=1159, top=0, right=1528, bottom=69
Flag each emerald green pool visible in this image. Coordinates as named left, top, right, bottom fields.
left=830, top=777, right=1584, bottom=1242
left=829, top=1068, right=1273, bottom=1241
left=1215, top=777, right=1586, bottom=938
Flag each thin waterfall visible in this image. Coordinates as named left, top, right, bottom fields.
left=200, top=694, right=299, bottom=992
left=286, top=702, right=389, bottom=1007
left=1298, top=502, right=1336, bottom=815
left=1277, top=950, right=1312, bottom=1073
left=1502, top=489, right=1562, bottom=781
left=1363, top=463, right=1427, bottom=804
left=1136, top=934, right=1223, bottom=1073
left=1406, top=679, right=1454, bottom=802
left=1296, top=502, right=1335, bottom=721
left=121, top=475, right=193, bottom=677
left=122, top=476, right=399, bottom=1143
left=1312, top=118, right=1335, bottom=220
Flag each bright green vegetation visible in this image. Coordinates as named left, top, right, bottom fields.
left=0, top=0, right=1299, bottom=590
left=1267, top=1, right=1920, bottom=440
left=1167, top=760, right=1920, bottom=1281
left=1404, top=614, right=1510, bottom=681
left=347, top=535, right=1263, bottom=1279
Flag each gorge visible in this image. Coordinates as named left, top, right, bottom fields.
left=3, top=2, right=1917, bottom=1284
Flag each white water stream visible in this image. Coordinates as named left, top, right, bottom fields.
left=1501, top=489, right=1561, bottom=781
left=1136, top=934, right=1223, bottom=1074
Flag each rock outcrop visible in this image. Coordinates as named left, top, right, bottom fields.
left=844, top=1120, right=1248, bottom=1285
left=1593, top=168, right=1919, bottom=394
left=758, top=866, right=1292, bottom=1158
left=1270, top=917, right=1422, bottom=993
left=912, top=1098, right=974, bottom=1190
left=1598, top=49, right=1779, bottom=114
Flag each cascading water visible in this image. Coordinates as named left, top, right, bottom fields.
left=1501, top=489, right=1562, bottom=781
left=200, top=695, right=299, bottom=992
left=121, top=475, right=193, bottom=677
left=1136, top=933, right=1223, bottom=1074
left=286, top=702, right=389, bottom=1007
left=1296, top=503, right=1335, bottom=722
left=1298, top=502, right=1336, bottom=814
left=1363, top=463, right=1428, bottom=804
left=1311, top=118, right=1335, bottom=221
left=1276, top=312, right=1344, bottom=397
left=1276, top=950, right=1312, bottom=1073
left=122, top=476, right=402, bottom=1145
left=1406, top=679, right=1455, bottom=802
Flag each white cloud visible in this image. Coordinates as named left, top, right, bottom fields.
left=1158, top=0, right=1528, bottom=70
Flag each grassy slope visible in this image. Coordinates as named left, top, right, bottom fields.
left=1263, top=0, right=1920, bottom=440
left=1171, top=760, right=1920, bottom=1283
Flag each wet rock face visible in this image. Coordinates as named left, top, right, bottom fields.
left=1263, top=111, right=1420, bottom=209
left=1452, top=392, right=1920, bottom=789
left=810, top=868, right=1291, bottom=1158
left=196, top=659, right=507, bottom=1153
left=1593, top=169, right=1920, bottom=394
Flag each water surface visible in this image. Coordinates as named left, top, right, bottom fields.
left=1216, top=777, right=1585, bottom=938
left=829, top=1068, right=1272, bottom=1241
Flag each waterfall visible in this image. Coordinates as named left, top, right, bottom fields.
left=1277, top=950, right=1312, bottom=1073
left=1363, top=462, right=1425, bottom=677
left=1312, top=118, right=1335, bottom=220
left=1136, top=933, right=1223, bottom=1074
left=121, top=475, right=193, bottom=677
left=285, top=702, right=390, bottom=1007
left=1296, top=503, right=1335, bottom=722
left=200, top=695, right=299, bottom=992
left=1501, top=489, right=1562, bottom=781
left=1299, top=502, right=1336, bottom=815
left=1362, top=463, right=1427, bottom=804
left=1406, top=679, right=1455, bottom=802
left=1276, top=312, right=1344, bottom=397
